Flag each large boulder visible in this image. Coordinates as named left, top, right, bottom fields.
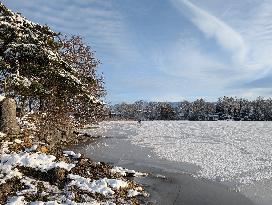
left=0, top=98, right=20, bottom=135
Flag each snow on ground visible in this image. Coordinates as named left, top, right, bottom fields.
left=24, top=144, right=38, bottom=152
left=6, top=196, right=103, bottom=205
left=63, top=151, right=81, bottom=159
left=0, top=132, right=6, bottom=138
left=110, top=166, right=147, bottom=177
left=68, top=174, right=128, bottom=195
left=0, top=95, right=5, bottom=102
left=1, top=151, right=75, bottom=173
left=18, top=114, right=37, bottom=131
left=0, top=138, right=146, bottom=204
left=94, top=121, right=272, bottom=186
left=14, top=139, right=23, bottom=144
left=6, top=196, right=25, bottom=205
left=127, top=189, right=141, bottom=197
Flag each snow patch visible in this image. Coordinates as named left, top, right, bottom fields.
left=110, top=166, right=147, bottom=177
left=25, top=144, right=38, bottom=152
left=127, top=189, right=140, bottom=197
left=14, top=139, right=23, bottom=144
left=6, top=196, right=27, bottom=205
left=0, top=95, right=5, bottom=102
left=1, top=152, right=75, bottom=172
left=63, top=151, right=81, bottom=159
left=0, top=132, right=6, bottom=138
left=68, top=174, right=128, bottom=196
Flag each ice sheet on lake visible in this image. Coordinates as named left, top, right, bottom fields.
left=97, top=121, right=272, bottom=186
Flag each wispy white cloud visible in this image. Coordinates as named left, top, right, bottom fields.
left=4, top=0, right=272, bottom=102
left=240, top=1, right=272, bottom=78
left=195, top=0, right=272, bottom=78
left=163, top=0, right=272, bottom=98
left=154, top=38, right=226, bottom=80
left=172, top=0, right=247, bottom=64
left=2, top=0, right=138, bottom=63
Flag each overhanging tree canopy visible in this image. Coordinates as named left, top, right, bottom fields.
left=0, top=3, right=103, bottom=122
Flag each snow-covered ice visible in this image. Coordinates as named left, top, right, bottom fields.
left=94, top=121, right=272, bottom=186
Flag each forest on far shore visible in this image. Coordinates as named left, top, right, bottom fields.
left=109, top=96, right=272, bottom=121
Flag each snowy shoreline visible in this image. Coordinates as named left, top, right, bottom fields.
left=0, top=131, right=148, bottom=205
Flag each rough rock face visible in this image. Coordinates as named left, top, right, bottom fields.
left=0, top=98, right=20, bottom=135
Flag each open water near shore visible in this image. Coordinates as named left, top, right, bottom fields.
left=72, top=121, right=272, bottom=205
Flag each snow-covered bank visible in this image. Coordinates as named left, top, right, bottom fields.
left=0, top=132, right=148, bottom=204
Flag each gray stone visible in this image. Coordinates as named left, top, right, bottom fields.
left=0, top=98, right=20, bottom=135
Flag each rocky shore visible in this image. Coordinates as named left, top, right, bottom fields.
left=0, top=123, right=148, bottom=204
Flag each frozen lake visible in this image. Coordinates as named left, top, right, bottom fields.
left=78, top=121, right=272, bottom=205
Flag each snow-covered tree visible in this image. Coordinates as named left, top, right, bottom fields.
left=0, top=3, right=60, bottom=102
left=59, top=35, right=106, bottom=123
left=0, top=3, right=103, bottom=127
left=0, top=3, right=105, bottom=138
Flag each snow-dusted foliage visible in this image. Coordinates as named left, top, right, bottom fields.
left=0, top=3, right=59, bottom=96
left=59, top=35, right=106, bottom=124
left=0, top=3, right=106, bottom=136
left=0, top=2, right=101, bottom=103
left=110, top=96, right=272, bottom=121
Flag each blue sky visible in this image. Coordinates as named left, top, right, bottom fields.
left=3, top=0, right=272, bottom=103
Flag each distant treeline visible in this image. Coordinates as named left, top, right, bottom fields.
left=109, top=96, right=272, bottom=121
